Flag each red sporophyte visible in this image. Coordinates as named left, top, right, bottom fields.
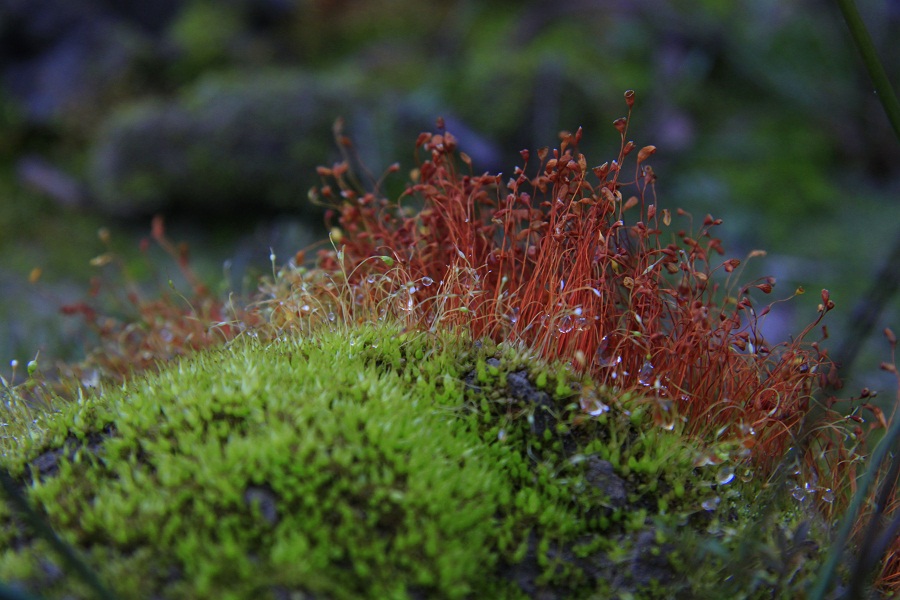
left=57, top=216, right=262, bottom=387
left=312, top=97, right=844, bottom=477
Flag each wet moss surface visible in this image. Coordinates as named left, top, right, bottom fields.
left=0, top=323, right=827, bottom=599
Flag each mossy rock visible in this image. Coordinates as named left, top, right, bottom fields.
left=87, top=70, right=396, bottom=218
left=0, top=323, right=828, bottom=598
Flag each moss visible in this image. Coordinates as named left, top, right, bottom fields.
left=1, top=322, right=827, bottom=598
left=87, top=70, right=412, bottom=218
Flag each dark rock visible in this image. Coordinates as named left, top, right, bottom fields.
left=630, top=529, right=678, bottom=589
left=86, top=68, right=502, bottom=218
left=583, top=455, right=628, bottom=508
left=27, top=427, right=113, bottom=483
left=243, top=484, right=279, bottom=526
left=506, top=369, right=556, bottom=436
left=88, top=71, right=379, bottom=217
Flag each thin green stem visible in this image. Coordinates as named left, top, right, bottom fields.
left=811, top=411, right=900, bottom=598
left=835, top=0, right=900, bottom=143
left=0, top=467, right=117, bottom=600
left=808, top=2, right=900, bottom=597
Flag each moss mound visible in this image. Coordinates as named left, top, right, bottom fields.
left=0, top=323, right=825, bottom=598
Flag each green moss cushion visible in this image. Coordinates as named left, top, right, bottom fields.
left=0, top=324, right=823, bottom=598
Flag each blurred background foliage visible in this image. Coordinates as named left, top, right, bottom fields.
left=0, top=0, right=898, bottom=392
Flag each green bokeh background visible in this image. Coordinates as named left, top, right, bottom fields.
left=1, top=0, right=898, bottom=394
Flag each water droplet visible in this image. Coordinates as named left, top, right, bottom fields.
left=575, top=317, right=588, bottom=331
left=821, top=488, right=835, bottom=503
left=301, top=304, right=310, bottom=312
left=559, top=279, right=566, bottom=291
left=638, top=361, right=654, bottom=386
left=558, top=316, right=574, bottom=334
left=508, top=307, right=519, bottom=324
left=586, top=396, right=610, bottom=416
left=701, top=496, right=720, bottom=511
left=407, top=286, right=418, bottom=294
left=421, top=276, right=434, bottom=287
left=327, top=312, right=336, bottom=322
left=498, top=429, right=506, bottom=441
left=791, top=486, right=806, bottom=501
left=716, top=466, right=735, bottom=486
left=739, top=468, right=753, bottom=482
left=655, top=399, right=676, bottom=430
left=366, top=275, right=376, bottom=284
left=574, top=306, right=583, bottom=316
left=596, top=337, right=617, bottom=368
left=694, top=453, right=718, bottom=468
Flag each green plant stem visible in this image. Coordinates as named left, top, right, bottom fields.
left=835, top=0, right=900, bottom=143
left=0, top=467, right=117, bottom=600
left=811, top=411, right=900, bottom=599
left=809, top=4, right=900, bottom=595
left=832, top=0, right=900, bottom=375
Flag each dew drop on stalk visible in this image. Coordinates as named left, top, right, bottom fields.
left=558, top=316, right=574, bottom=334
left=716, top=466, right=735, bottom=486
left=587, top=399, right=610, bottom=416
left=821, top=488, right=835, bottom=503
left=301, top=304, right=310, bottom=312
left=327, top=312, right=336, bottom=322
left=366, top=275, right=377, bottom=284
left=508, top=307, right=519, bottom=324
left=421, top=276, right=434, bottom=287
left=701, top=497, right=720, bottom=511
left=595, top=336, right=614, bottom=368
left=739, top=468, right=753, bottom=483
left=638, top=361, right=654, bottom=386
left=655, top=398, right=676, bottom=430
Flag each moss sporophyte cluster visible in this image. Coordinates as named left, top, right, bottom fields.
left=0, top=95, right=888, bottom=597
left=1, top=324, right=826, bottom=598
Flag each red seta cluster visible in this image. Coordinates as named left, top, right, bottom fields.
left=315, top=95, right=839, bottom=477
